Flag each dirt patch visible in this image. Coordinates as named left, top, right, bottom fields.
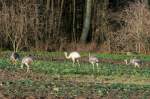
left=0, top=69, right=149, bottom=99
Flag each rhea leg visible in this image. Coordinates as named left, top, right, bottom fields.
left=21, top=63, right=24, bottom=69
left=91, top=62, right=94, bottom=72
left=135, top=63, right=140, bottom=68
left=76, top=59, right=80, bottom=67
left=96, top=63, right=99, bottom=72
left=25, top=63, right=30, bottom=72
left=72, top=58, right=75, bottom=67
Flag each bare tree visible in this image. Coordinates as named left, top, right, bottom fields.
left=80, top=0, right=92, bottom=43
left=0, top=2, right=26, bottom=52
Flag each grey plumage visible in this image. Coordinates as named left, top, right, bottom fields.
left=130, top=58, right=142, bottom=68
left=89, top=56, right=99, bottom=64
left=21, top=55, right=34, bottom=72
left=124, top=57, right=142, bottom=68
left=89, top=53, right=99, bottom=71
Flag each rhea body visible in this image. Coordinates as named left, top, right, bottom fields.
left=21, top=55, right=34, bottom=72
left=64, top=51, right=81, bottom=66
left=124, top=58, right=142, bottom=68
left=89, top=53, right=99, bottom=71
left=10, top=52, right=20, bottom=64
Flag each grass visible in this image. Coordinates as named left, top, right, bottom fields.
left=0, top=57, right=150, bottom=89
left=1, top=58, right=150, bottom=78
left=96, top=53, right=150, bottom=61
left=0, top=51, right=150, bottom=98
left=35, top=61, right=150, bottom=77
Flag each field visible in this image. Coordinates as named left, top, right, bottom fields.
left=0, top=51, right=150, bottom=99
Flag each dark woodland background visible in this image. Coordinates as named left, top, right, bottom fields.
left=0, top=0, right=150, bottom=53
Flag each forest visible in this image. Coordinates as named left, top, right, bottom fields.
left=0, top=0, right=149, bottom=53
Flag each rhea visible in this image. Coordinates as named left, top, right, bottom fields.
left=89, top=53, right=99, bottom=71
left=21, top=55, right=34, bottom=72
left=64, top=51, right=81, bottom=66
left=10, top=52, right=20, bottom=64
left=124, top=57, right=142, bottom=68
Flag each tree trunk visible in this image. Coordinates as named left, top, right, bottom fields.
left=80, top=0, right=92, bottom=43
left=143, top=0, right=149, bottom=7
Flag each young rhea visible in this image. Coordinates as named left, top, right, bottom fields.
left=124, top=57, right=142, bottom=68
left=64, top=51, right=81, bottom=66
left=10, top=52, right=20, bottom=64
left=21, top=55, right=34, bottom=72
left=89, top=53, right=99, bottom=71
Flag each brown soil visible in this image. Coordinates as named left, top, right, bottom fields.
left=0, top=69, right=149, bottom=99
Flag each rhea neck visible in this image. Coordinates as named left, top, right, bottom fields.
left=64, top=52, right=70, bottom=59
left=89, top=53, right=91, bottom=57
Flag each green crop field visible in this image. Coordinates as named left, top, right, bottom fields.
left=0, top=51, right=150, bottom=98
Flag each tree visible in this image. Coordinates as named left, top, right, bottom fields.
left=143, top=0, right=149, bottom=7
left=80, top=0, right=92, bottom=43
left=0, top=2, right=26, bottom=52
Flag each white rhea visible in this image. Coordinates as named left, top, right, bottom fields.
left=89, top=53, right=99, bottom=71
left=10, top=52, right=20, bottom=64
left=21, top=55, right=34, bottom=72
left=124, top=57, right=142, bottom=68
left=64, top=51, right=81, bottom=66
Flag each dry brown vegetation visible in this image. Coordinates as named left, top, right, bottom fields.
left=0, top=0, right=150, bottom=53
left=108, top=2, right=150, bottom=53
